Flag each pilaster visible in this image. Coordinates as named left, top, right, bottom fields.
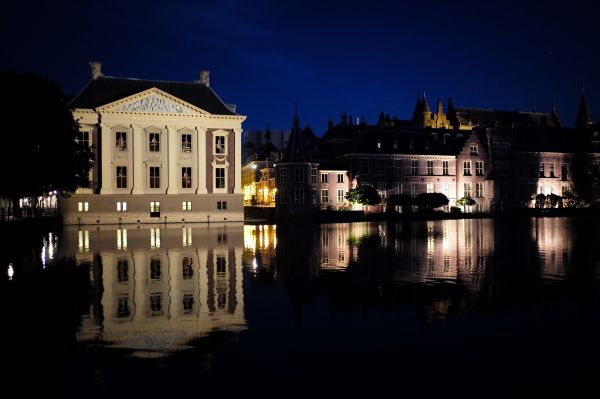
left=132, top=124, right=145, bottom=194
left=167, top=126, right=179, bottom=194
left=197, top=126, right=208, bottom=194
left=234, top=128, right=242, bottom=194
left=100, top=123, right=114, bottom=194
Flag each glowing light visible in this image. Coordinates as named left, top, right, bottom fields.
left=182, top=227, right=192, bottom=247
left=7, top=263, right=14, bottom=280
left=151, top=228, right=161, bottom=249
left=252, top=258, right=258, bottom=270
left=117, top=229, right=128, bottom=250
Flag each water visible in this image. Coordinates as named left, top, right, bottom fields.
left=2, top=217, right=600, bottom=397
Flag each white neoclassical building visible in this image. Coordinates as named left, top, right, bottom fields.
left=60, top=63, right=246, bottom=225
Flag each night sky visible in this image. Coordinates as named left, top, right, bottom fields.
left=2, top=0, right=600, bottom=132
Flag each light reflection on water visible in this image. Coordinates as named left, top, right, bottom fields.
left=57, top=224, right=246, bottom=358
left=4, top=216, right=600, bottom=396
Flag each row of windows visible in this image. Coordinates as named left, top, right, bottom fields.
left=114, top=166, right=224, bottom=189
left=359, top=159, right=455, bottom=176
left=463, top=161, right=485, bottom=176
left=463, top=182, right=485, bottom=198
left=77, top=201, right=227, bottom=212
left=279, top=168, right=345, bottom=184
left=78, top=131, right=228, bottom=155
left=278, top=188, right=345, bottom=204
left=115, top=255, right=228, bottom=284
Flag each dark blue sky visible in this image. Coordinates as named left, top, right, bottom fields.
left=2, top=0, right=599, bottom=131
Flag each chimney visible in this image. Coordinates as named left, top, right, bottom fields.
left=200, top=70, right=210, bottom=87
left=90, top=61, right=103, bottom=79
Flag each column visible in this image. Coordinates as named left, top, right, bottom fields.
left=100, top=123, right=114, bottom=194
left=131, top=125, right=145, bottom=194
left=196, top=126, right=208, bottom=194
left=234, top=128, right=242, bottom=194
left=167, top=126, right=179, bottom=194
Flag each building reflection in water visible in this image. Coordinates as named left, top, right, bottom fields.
left=59, top=224, right=246, bottom=358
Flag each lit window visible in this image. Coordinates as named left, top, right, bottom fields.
left=321, top=172, right=328, bottom=183
left=181, top=134, right=192, bottom=153
left=443, top=160, right=449, bottom=175
left=442, top=183, right=449, bottom=197
left=116, top=166, right=127, bottom=188
left=182, top=201, right=192, bottom=211
left=149, top=133, right=160, bottom=152
left=539, top=162, right=545, bottom=177
left=337, top=189, right=344, bottom=204
left=116, top=132, right=127, bottom=151
left=476, top=182, right=484, bottom=198
left=78, top=202, right=89, bottom=212
left=116, top=201, right=127, bottom=212
left=427, top=160, right=434, bottom=175
left=215, top=135, right=226, bottom=154
left=377, top=140, right=382, bottom=149
left=150, top=201, right=160, bottom=214
left=464, top=182, right=472, bottom=197
left=181, top=167, right=192, bottom=188
left=470, top=145, right=478, bottom=156
left=427, top=183, right=434, bottom=193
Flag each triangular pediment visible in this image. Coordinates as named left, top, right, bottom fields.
left=97, top=88, right=207, bottom=115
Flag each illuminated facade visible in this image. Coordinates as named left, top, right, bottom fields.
left=242, top=142, right=280, bottom=206
left=60, top=62, right=246, bottom=224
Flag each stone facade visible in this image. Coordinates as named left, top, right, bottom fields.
left=60, top=64, right=245, bottom=225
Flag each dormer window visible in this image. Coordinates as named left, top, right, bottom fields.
left=470, top=145, right=478, bottom=156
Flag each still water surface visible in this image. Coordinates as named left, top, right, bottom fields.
left=3, top=217, right=600, bottom=397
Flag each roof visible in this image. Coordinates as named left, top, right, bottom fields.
left=451, top=107, right=562, bottom=128
left=281, top=114, right=313, bottom=163
left=255, top=142, right=280, bottom=161
left=69, top=76, right=236, bottom=115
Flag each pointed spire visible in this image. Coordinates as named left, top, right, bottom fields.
left=411, top=94, right=423, bottom=123
left=281, top=107, right=310, bottom=163
left=437, top=99, right=443, bottom=114
left=422, top=92, right=431, bottom=114
left=575, top=86, right=592, bottom=129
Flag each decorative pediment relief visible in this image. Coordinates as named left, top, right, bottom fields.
left=98, top=88, right=206, bottom=115
left=116, top=95, right=190, bottom=113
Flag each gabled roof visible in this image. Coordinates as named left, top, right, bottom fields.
left=69, top=76, right=236, bottom=115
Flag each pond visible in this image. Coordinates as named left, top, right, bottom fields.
left=3, top=216, right=600, bottom=397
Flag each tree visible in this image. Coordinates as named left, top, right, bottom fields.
left=414, top=193, right=449, bottom=210
left=547, top=193, right=561, bottom=208
left=345, top=185, right=381, bottom=208
left=387, top=194, right=413, bottom=213
left=0, top=71, right=94, bottom=215
left=456, top=195, right=476, bottom=212
left=534, top=193, right=547, bottom=209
